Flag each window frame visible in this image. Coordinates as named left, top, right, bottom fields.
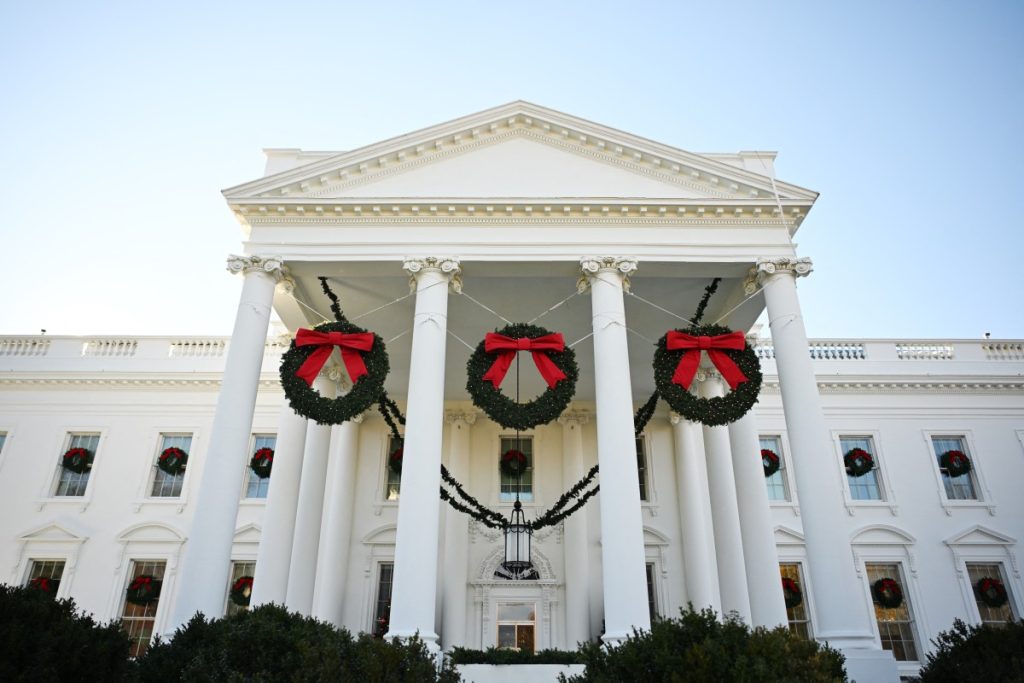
left=141, top=431, right=196, bottom=504
left=963, top=561, right=1019, bottom=625
left=37, top=428, right=108, bottom=509
left=921, top=430, right=994, bottom=515
left=831, top=430, right=898, bottom=515
left=862, top=561, right=922, bottom=666
left=372, top=560, right=394, bottom=635
left=225, top=560, right=257, bottom=617
left=759, top=434, right=794, bottom=504
left=119, top=558, right=168, bottom=658
left=241, top=433, right=276, bottom=501
left=381, top=434, right=403, bottom=503
left=495, top=601, right=537, bottom=652
left=498, top=433, right=535, bottom=504
left=52, top=432, right=102, bottom=498
left=779, top=561, right=813, bottom=639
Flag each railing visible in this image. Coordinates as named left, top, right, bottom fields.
left=754, top=340, right=865, bottom=360
left=982, top=342, right=1024, bottom=360
left=169, top=339, right=227, bottom=358
left=0, top=338, right=50, bottom=356
left=83, top=339, right=138, bottom=357
left=895, top=343, right=955, bottom=360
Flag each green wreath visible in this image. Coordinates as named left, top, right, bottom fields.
left=653, top=324, right=762, bottom=426
left=230, top=576, right=254, bottom=607
left=466, top=322, right=578, bottom=430
left=279, top=321, right=389, bottom=426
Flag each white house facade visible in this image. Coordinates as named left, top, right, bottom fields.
left=1, top=103, right=1022, bottom=681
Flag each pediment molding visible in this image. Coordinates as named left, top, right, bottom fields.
left=116, top=521, right=186, bottom=544
left=17, top=522, right=87, bottom=544
left=850, top=524, right=917, bottom=546
left=774, top=525, right=805, bottom=545
left=944, top=525, right=1016, bottom=547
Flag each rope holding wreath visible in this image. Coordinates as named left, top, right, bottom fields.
left=844, top=448, right=874, bottom=477
left=940, top=449, right=972, bottom=477
left=872, top=577, right=903, bottom=609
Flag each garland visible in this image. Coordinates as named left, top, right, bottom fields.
left=466, top=323, right=579, bottom=431
left=29, top=576, right=59, bottom=596
left=157, top=447, right=188, bottom=475
left=378, top=394, right=406, bottom=441
left=976, top=577, right=1008, bottom=608
left=126, top=575, right=162, bottom=605
left=250, top=447, right=274, bottom=479
left=61, top=447, right=93, bottom=474
left=653, top=323, right=762, bottom=426
left=440, top=465, right=507, bottom=529
left=781, top=577, right=802, bottom=608
left=500, top=449, right=528, bottom=477
left=940, top=449, right=972, bottom=477
left=762, top=449, right=781, bottom=477
left=529, top=465, right=599, bottom=530
left=229, top=576, right=254, bottom=607
left=633, top=392, right=659, bottom=435
left=389, top=446, right=403, bottom=475
left=872, top=577, right=903, bottom=609
left=843, top=448, right=874, bottom=477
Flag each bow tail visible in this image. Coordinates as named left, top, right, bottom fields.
left=339, top=347, right=370, bottom=383
left=481, top=352, right=515, bottom=388
left=531, top=352, right=567, bottom=389
left=671, top=349, right=701, bottom=390
left=296, top=346, right=335, bottom=386
left=706, top=349, right=748, bottom=390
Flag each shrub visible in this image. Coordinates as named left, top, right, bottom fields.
left=0, top=583, right=132, bottom=682
left=449, top=646, right=583, bottom=665
left=917, top=618, right=1024, bottom=683
left=562, top=608, right=846, bottom=683
left=135, top=604, right=459, bottom=682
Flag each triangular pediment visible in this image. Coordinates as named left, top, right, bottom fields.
left=18, top=522, right=86, bottom=544
left=774, top=526, right=805, bottom=545
left=945, top=525, right=1016, bottom=546
left=224, top=101, right=817, bottom=205
left=234, top=523, right=262, bottom=544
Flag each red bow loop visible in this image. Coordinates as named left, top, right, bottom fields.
left=482, top=332, right=568, bottom=389
left=294, top=328, right=375, bottom=386
left=665, top=330, right=749, bottom=390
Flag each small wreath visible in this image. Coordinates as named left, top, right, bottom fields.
left=466, top=323, right=578, bottom=430
left=940, top=450, right=972, bottom=478
left=653, top=324, right=762, bottom=427
left=500, top=449, right=529, bottom=477
left=844, top=448, right=874, bottom=477
left=126, top=575, right=162, bottom=605
left=762, top=449, right=781, bottom=477
left=29, top=576, right=59, bottom=596
left=872, top=577, right=903, bottom=609
left=280, top=321, right=389, bottom=426
left=782, top=577, right=802, bottom=608
left=250, top=447, right=274, bottom=479
left=157, top=447, right=188, bottom=475
left=389, top=447, right=403, bottom=475
left=230, top=576, right=254, bottom=607
left=61, top=447, right=93, bottom=474
left=976, top=577, right=1008, bottom=608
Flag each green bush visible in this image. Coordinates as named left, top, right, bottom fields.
left=0, top=583, right=132, bottom=682
left=135, top=604, right=460, bottom=682
left=449, top=646, right=583, bottom=665
left=561, top=608, right=846, bottom=683
left=917, top=618, right=1024, bottom=683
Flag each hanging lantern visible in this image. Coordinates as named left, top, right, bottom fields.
left=494, top=500, right=538, bottom=580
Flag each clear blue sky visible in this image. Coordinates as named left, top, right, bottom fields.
left=2, top=1, right=1021, bottom=339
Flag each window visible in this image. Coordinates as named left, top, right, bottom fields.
left=760, top=436, right=790, bottom=502
left=121, top=560, right=166, bottom=658
left=966, top=562, right=1017, bottom=625
left=374, top=562, right=394, bottom=636
left=496, top=602, right=536, bottom=652
left=245, top=435, right=276, bottom=499
left=645, top=562, right=657, bottom=621
left=151, top=434, right=191, bottom=498
left=840, top=436, right=884, bottom=501
left=500, top=436, right=533, bottom=502
left=866, top=563, right=919, bottom=662
left=932, top=436, right=977, bottom=500
left=26, top=559, right=65, bottom=594
left=636, top=438, right=648, bottom=501
left=779, top=563, right=812, bottom=639
left=226, top=561, right=256, bottom=616
left=384, top=436, right=402, bottom=501
left=54, top=433, right=99, bottom=497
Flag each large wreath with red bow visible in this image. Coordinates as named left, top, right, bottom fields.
left=466, top=323, right=578, bottom=430
left=872, top=577, right=903, bottom=609
left=653, top=324, right=762, bottom=426
left=280, top=321, right=389, bottom=425
left=976, top=576, right=1008, bottom=608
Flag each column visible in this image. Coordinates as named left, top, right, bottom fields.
left=579, top=256, right=650, bottom=644
left=251, top=401, right=308, bottom=607
left=701, top=374, right=752, bottom=623
left=728, top=410, right=788, bottom=628
left=388, top=257, right=461, bottom=653
left=559, top=410, right=591, bottom=646
left=284, top=375, right=336, bottom=614
left=168, top=255, right=287, bottom=631
left=670, top=413, right=720, bottom=613
left=440, top=410, right=476, bottom=650
left=753, top=257, right=897, bottom=681
left=311, top=414, right=363, bottom=625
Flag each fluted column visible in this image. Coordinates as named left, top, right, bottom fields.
left=388, top=257, right=461, bottom=654
left=441, top=410, right=476, bottom=650
left=311, top=414, right=363, bottom=625
left=670, top=412, right=720, bottom=612
left=753, top=257, right=897, bottom=680
left=579, top=256, right=650, bottom=644
left=728, top=410, right=788, bottom=628
left=701, top=374, right=752, bottom=624
left=559, top=410, right=591, bottom=646
left=168, top=255, right=288, bottom=632
left=251, top=401, right=308, bottom=607
left=284, top=375, right=336, bottom=614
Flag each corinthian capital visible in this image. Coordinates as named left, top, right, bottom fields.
left=402, top=256, right=462, bottom=293
left=744, top=257, right=813, bottom=293
left=226, top=255, right=289, bottom=284
left=577, top=256, right=638, bottom=293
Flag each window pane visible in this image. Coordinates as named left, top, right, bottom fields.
left=245, top=435, right=276, bottom=499
left=932, top=437, right=978, bottom=500
left=122, top=560, right=166, bottom=658
left=500, top=436, right=533, bottom=502
left=374, top=562, right=394, bottom=634
left=779, top=563, right=812, bottom=639
left=636, top=438, right=648, bottom=501
left=385, top=437, right=402, bottom=501
left=760, top=436, right=789, bottom=501
left=516, top=624, right=535, bottom=652
left=866, top=563, right=918, bottom=661
left=840, top=437, right=883, bottom=501
left=497, top=602, right=536, bottom=651
left=646, top=562, right=657, bottom=621
left=497, top=603, right=535, bottom=621
left=151, top=435, right=190, bottom=498
left=497, top=624, right=516, bottom=648
left=226, top=561, right=256, bottom=616
left=966, top=562, right=1016, bottom=624
left=55, top=433, right=99, bottom=497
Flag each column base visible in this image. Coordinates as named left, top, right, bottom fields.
left=600, top=631, right=635, bottom=647
left=839, top=647, right=900, bottom=683
left=389, top=629, right=441, bottom=657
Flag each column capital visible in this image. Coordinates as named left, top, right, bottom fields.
left=227, top=254, right=290, bottom=284
left=402, top=256, right=462, bottom=293
left=444, top=410, right=478, bottom=426
left=578, top=256, right=638, bottom=293
left=557, top=410, right=591, bottom=426
left=744, top=257, right=813, bottom=293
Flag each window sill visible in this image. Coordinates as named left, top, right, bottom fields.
left=238, top=499, right=267, bottom=507
left=372, top=501, right=399, bottom=516
left=939, top=499, right=995, bottom=516
left=35, top=497, right=92, bottom=513
left=843, top=500, right=898, bottom=516
left=769, top=501, right=800, bottom=516
left=132, top=498, right=187, bottom=514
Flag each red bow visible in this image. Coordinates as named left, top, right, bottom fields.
left=482, top=332, right=567, bottom=389
left=294, top=328, right=375, bottom=386
left=665, top=331, right=749, bottom=390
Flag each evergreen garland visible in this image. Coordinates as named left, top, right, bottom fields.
left=690, top=278, right=722, bottom=326
left=377, top=393, right=405, bottom=441
left=440, top=464, right=507, bottom=529
left=529, top=464, right=600, bottom=530
left=633, top=392, right=659, bottom=435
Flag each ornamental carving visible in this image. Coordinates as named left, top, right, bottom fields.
left=226, top=255, right=289, bottom=283
left=745, top=257, right=813, bottom=292
left=402, top=256, right=462, bottom=292
left=578, top=256, right=638, bottom=292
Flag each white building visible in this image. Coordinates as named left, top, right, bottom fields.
left=1, top=102, right=1022, bottom=681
